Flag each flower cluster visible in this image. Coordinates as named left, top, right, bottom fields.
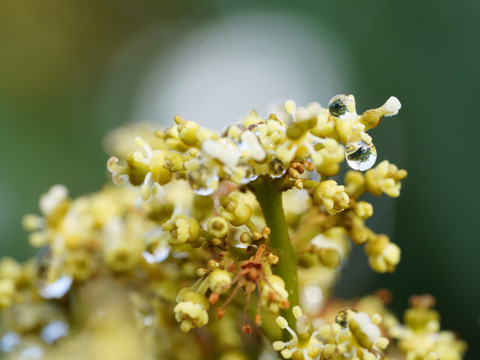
left=0, top=95, right=466, bottom=360
left=273, top=305, right=389, bottom=360
left=273, top=294, right=466, bottom=360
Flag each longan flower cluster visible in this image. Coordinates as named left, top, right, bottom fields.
left=387, top=295, right=467, bottom=360
left=273, top=305, right=388, bottom=360
left=272, top=294, right=466, bottom=360
left=0, top=95, right=466, bottom=360
left=107, top=95, right=401, bottom=199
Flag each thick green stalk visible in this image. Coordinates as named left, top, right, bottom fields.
left=252, top=178, right=298, bottom=329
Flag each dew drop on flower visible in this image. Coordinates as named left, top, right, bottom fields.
left=38, top=275, right=73, bottom=299
left=370, top=347, right=385, bottom=360
left=247, top=123, right=260, bottom=136
left=36, top=247, right=73, bottom=299
left=41, top=321, right=69, bottom=344
left=268, top=159, right=286, bottom=178
left=142, top=246, right=170, bottom=264
left=335, top=307, right=357, bottom=328
left=328, top=94, right=352, bottom=119
left=345, top=140, right=377, bottom=171
left=239, top=164, right=258, bottom=184
left=221, top=123, right=244, bottom=141
left=188, top=164, right=219, bottom=196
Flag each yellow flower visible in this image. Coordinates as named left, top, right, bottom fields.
left=174, top=288, right=210, bottom=332
left=365, top=234, right=401, bottom=273
left=217, top=192, right=253, bottom=227
left=273, top=306, right=324, bottom=360
left=365, top=160, right=407, bottom=197
left=314, top=180, right=350, bottom=215
left=162, top=213, right=200, bottom=245
left=260, top=275, right=289, bottom=313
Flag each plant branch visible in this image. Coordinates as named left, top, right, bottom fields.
left=251, top=177, right=299, bottom=331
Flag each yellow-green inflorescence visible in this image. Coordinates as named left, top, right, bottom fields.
left=0, top=95, right=466, bottom=359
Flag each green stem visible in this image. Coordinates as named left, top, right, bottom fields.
left=251, top=177, right=299, bottom=330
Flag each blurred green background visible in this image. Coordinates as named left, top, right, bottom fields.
left=1, top=0, right=478, bottom=358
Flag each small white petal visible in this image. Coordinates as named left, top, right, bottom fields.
left=241, top=131, right=266, bottom=162
left=384, top=96, right=401, bottom=116
left=202, top=139, right=240, bottom=166
left=353, top=312, right=380, bottom=343
left=39, top=185, right=68, bottom=216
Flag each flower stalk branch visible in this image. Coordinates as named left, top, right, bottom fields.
left=251, top=177, right=299, bottom=329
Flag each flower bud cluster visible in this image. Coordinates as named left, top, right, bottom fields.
left=1, top=95, right=461, bottom=360
left=106, top=96, right=403, bottom=199
left=273, top=306, right=388, bottom=360
left=387, top=295, right=467, bottom=360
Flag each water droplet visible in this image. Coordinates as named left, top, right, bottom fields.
left=328, top=94, right=354, bottom=119
left=1, top=332, right=20, bottom=353
left=345, top=140, right=377, bottom=171
left=268, top=159, right=286, bottom=178
left=41, top=321, right=69, bottom=344
left=335, top=307, right=357, bottom=328
left=38, top=275, right=73, bottom=299
left=221, top=123, right=244, bottom=139
left=239, top=164, right=258, bottom=184
left=369, top=347, right=385, bottom=360
left=36, top=247, right=73, bottom=299
left=142, top=246, right=170, bottom=264
left=240, top=130, right=266, bottom=163
left=187, top=164, right=219, bottom=196
left=247, top=123, right=260, bottom=136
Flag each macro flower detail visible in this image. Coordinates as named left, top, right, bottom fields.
left=314, top=180, right=350, bottom=215
left=365, top=160, right=408, bottom=197
left=387, top=295, right=467, bottom=360
left=273, top=306, right=324, bottom=360
left=365, top=234, right=401, bottom=273
left=162, top=213, right=200, bottom=245
left=0, top=95, right=467, bottom=360
left=174, top=288, right=210, bottom=332
left=213, top=245, right=289, bottom=334
left=260, top=275, right=289, bottom=313
left=331, top=308, right=389, bottom=358
left=217, top=192, right=253, bottom=227
left=208, top=269, right=232, bottom=294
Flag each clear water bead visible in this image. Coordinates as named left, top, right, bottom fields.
left=187, top=164, right=219, bottom=196
left=345, top=140, right=377, bottom=171
left=221, top=123, right=244, bottom=137
left=36, top=247, right=73, bottom=299
left=38, top=275, right=73, bottom=299
left=239, top=164, right=258, bottom=184
left=268, top=158, right=287, bottom=178
left=220, top=123, right=244, bottom=146
left=142, top=246, right=170, bottom=264
left=328, top=94, right=353, bottom=119
left=247, top=123, right=260, bottom=135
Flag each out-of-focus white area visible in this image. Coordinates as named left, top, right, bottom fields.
left=302, top=283, right=324, bottom=314
left=105, top=10, right=355, bottom=129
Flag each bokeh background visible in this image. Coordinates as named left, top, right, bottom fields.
left=1, top=0, right=479, bottom=358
